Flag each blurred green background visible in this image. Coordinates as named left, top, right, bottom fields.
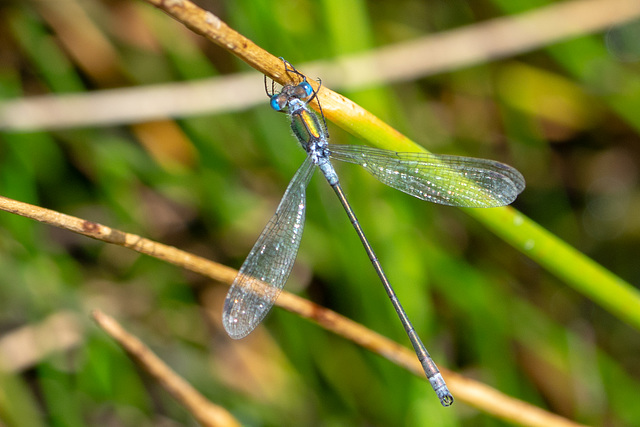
left=1, top=0, right=640, bottom=426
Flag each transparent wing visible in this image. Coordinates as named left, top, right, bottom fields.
left=223, top=157, right=315, bottom=339
left=329, top=145, right=525, bottom=208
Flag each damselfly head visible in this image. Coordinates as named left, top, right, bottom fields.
left=269, top=78, right=315, bottom=112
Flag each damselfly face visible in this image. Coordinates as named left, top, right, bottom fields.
left=265, top=58, right=317, bottom=112
left=269, top=80, right=314, bottom=112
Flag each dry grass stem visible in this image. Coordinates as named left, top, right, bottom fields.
left=0, top=195, right=585, bottom=426
left=92, top=310, right=241, bottom=427
left=0, top=312, right=83, bottom=372
left=2, top=0, right=638, bottom=130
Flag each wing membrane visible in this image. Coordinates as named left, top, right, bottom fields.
left=329, top=145, right=525, bottom=208
left=223, top=157, right=315, bottom=338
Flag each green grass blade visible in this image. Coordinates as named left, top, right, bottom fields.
left=322, top=93, right=640, bottom=331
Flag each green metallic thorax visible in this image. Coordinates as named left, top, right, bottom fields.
left=291, top=108, right=323, bottom=147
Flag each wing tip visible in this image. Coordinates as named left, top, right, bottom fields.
left=222, top=313, right=255, bottom=339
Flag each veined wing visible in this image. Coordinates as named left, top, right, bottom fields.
left=223, top=157, right=315, bottom=339
left=329, top=145, right=525, bottom=208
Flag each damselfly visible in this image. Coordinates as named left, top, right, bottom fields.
left=223, top=59, right=525, bottom=406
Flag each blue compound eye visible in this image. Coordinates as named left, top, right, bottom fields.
left=270, top=94, right=287, bottom=111
left=299, top=81, right=313, bottom=97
